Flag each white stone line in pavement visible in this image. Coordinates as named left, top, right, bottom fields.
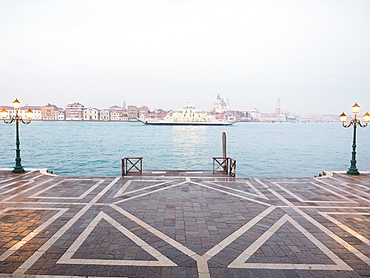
left=229, top=214, right=352, bottom=270
left=244, top=180, right=269, bottom=199
left=0, top=181, right=17, bottom=190
left=110, top=203, right=198, bottom=258
left=29, top=179, right=105, bottom=200
left=191, top=180, right=271, bottom=207
left=295, top=206, right=370, bottom=209
left=256, top=178, right=370, bottom=267
left=91, top=177, right=120, bottom=203
left=114, top=180, right=172, bottom=198
left=2, top=201, right=90, bottom=205
left=205, top=206, right=276, bottom=258
left=13, top=203, right=95, bottom=275
left=330, top=176, right=370, bottom=189
left=0, top=207, right=68, bottom=261
left=111, top=204, right=276, bottom=278
left=58, top=211, right=177, bottom=267
left=275, top=181, right=356, bottom=204
left=113, top=179, right=173, bottom=198
left=0, top=175, right=55, bottom=202
left=321, top=177, right=370, bottom=203
left=254, top=178, right=269, bottom=189
left=0, top=177, right=44, bottom=196
left=310, top=182, right=357, bottom=203
left=12, top=177, right=120, bottom=275
left=204, top=180, right=269, bottom=200
left=0, top=178, right=17, bottom=185
left=26, top=179, right=67, bottom=198
left=319, top=212, right=370, bottom=245
left=0, top=275, right=127, bottom=278
left=111, top=203, right=211, bottom=277
left=113, top=181, right=187, bottom=205
left=334, top=172, right=370, bottom=186
left=0, top=178, right=15, bottom=184
left=113, top=180, right=132, bottom=198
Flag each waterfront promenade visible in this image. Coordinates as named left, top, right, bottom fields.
left=0, top=169, right=370, bottom=277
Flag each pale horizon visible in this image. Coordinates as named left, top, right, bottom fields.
left=1, top=0, right=370, bottom=115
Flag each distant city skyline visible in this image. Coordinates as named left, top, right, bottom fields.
left=1, top=1, right=370, bottom=115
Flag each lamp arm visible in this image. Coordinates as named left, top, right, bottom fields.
left=358, top=121, right=368, bottom=128
left=3, top=117, right=15, bottom=124
left=19, top=116, right=31, bottom=124
left=342, top=120, right=354, bottom=128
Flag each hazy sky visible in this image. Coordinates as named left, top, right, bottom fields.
left=1, top=0, right=370, bottom=114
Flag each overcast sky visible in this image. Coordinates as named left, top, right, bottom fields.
left=0, top=0, right=370, bottom=114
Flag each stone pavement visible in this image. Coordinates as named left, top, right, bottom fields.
left=0, top=169, right=370, bottom=278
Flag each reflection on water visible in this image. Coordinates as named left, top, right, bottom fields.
left=0, top=121, right=369, bottom=177
left=170, top=126, right=209, bottom=169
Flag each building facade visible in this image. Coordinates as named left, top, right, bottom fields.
left=99, top=109, right=111, bottom=121
left=83, top=107, right=100, bottom=121
left=65, top=103, right=84, bottom=121
left=41, top=104, right=59, bottom=120
left=127, top=105, right=139, bottom=120
left=211, top=93, right=230, bottom=113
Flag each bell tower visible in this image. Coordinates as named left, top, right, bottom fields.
left=275, top=97, right=281, bottom=114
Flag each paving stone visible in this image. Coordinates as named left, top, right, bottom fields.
left=0, top=170, right=370, bottom=277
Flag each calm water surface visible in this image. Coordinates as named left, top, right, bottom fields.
left=0, top=121, right=369, bottom=177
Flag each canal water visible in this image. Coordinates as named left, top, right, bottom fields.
left=0, top=121, right=369, bottom=177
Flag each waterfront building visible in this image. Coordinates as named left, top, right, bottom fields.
left=110, top=110, right=128, bottom=121
left=83, top=107, right=100, bottom=121
left=138, top=106, right=149, bottom=118
left=41, top=104, right=59, bottom=120
left=296, top=113, right=326, bottom=122
left=99, top=109, right=111, bottom=121
left=259, top=112, right=286, bottom=122
left=57, top=109, right=65, bottom=121
left=147, top=109, right=168, bottom=120
left=110, top=111, right=120, bottom=121
left=321, top=114, right=340, bottom=122
left=128, top=105, right=139, bottom=120
left=249, top=98, right=286, bottom=122
left=109, top=105, right=122, bottom=111
left=249, top=110, right=262, bottom=121
left=2, top=105, right=42, bottom=120
left=211, top=93, right=230, bottom=113
left=65, top=102, right=84, bottom=121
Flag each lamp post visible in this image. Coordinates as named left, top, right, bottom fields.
left=1, top=99, right=33, bottom=174
left=340, top=103, right=370, bottom=175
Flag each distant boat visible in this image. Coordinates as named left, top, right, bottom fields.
left=136, top=104, right=237, bottom=126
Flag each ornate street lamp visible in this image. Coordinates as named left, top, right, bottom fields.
left=1, top=99, right=33, bottom=173
left=340, top=103, right=370, bottom=175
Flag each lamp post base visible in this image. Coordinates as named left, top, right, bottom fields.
left=347, top=168, right=360, bottom=175
left=12, top=166, right=25, bottom=174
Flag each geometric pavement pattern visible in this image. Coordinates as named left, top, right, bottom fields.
left=0, top=169, right=370, bottom=277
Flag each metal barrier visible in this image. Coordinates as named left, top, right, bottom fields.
left=122, top=157, right=143, bottom=176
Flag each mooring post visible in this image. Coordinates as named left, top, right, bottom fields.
left=222, top=132, right=227, bottom=172
left=222, top=132, right=227, bottom=158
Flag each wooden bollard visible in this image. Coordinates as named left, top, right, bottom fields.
left=222, top=132, right=227, bottom=158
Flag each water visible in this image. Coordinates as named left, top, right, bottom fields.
left=0, top=121, right=369, bottom=177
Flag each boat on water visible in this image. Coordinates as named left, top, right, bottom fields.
left=136, top=104, right=237, bottom=126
